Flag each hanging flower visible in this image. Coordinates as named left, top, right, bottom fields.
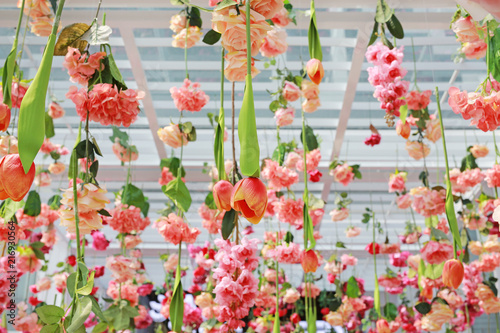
left=406, top=140, right=430, bottom=160
left=259, top=26, right=288, bottom=58
left=62, top=48, right=106, bottom=86
left=170, top=79, right=210, bottom=112
left=154, top=213, right=200, bottom=245
left=331, top=163, right=354, bottom=186
left=274, top=107, right=295, bottom=127
left=112, top=139, right=138, bottom=163
left=157, top=124, right=188, bottom=148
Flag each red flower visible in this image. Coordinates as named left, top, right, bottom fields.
left=290, top=313, right=300, bottom=324
left=365, top=242, right=380, bottom=255
left=0, top=154, right=36, bottom=202
left=364, top=133, right=381, bottom=146
left=93, top=265, right=105, bottom=278
left=320, top=307, right=330, bottom=315
left=29, top=296, right=42, bottom=307
left=213, top=180, right=233, bottom=211
left=300, top=250, right=319, bottom=273
left=308, top=169, right=323, bottom=182
left=442, top=259, right=464, bottom=289
left=253, top=307, right=264, bottom=317
left=66, top=255, right=77, bottom=266
left=231, top=177, right=268, bottom=224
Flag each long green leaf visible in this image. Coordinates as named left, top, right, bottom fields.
left=238, top=75, right=260, bottom=177
left=221, top=208, right=236, bottom=240
left=66, top=297, right=92, bottom=333
left=488, top=28, right=500, bottom=82
left=162, top=178, right=192, bottom=212
left=170, top=271, right=184, bottom=332
left=307, top=0, right=323, bottom=61
left=214, top=113, right=226, bottom=180
left=436, top=87, right=462, bottom=257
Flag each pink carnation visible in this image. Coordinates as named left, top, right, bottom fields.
left=486, top=165, right=500, bottom=188
left=331, top=163, right=354, bottom=186
left=273, top=197, right=303, bottom=228
left=420, top=241, right=454, bottom=265
left=410, top=186, right=446, bottom=217
left=259, top=26, right=288, bottom=58
left=267, top=242, right=301, bottom=264
left=104, top=204, right=150, bottom=234
left=275, top=107, right=295, bottom=127
left=406, top=90, right=432, bottom=110
left=62, top=47, right=105, bottom=86
left=261, top=159, right=299, bottom=190
left=170, top=79, right=209, bottom=112
left=154, top=213, right=201, bottom=245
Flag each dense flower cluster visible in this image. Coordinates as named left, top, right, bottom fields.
left=170, top=79, right=210, bottom=112
left=103, top=204, right=150, bottom=234
left=62, top=47, right=106, bottom=86
left=366, top=42, right=410, bottom=126
left=261, top=159, right=299, bottom=190
left=154, top=213, right=201, bottom=245
left=213, top=237, right=260, bottom=332
left=17, top=0, right=58, bottom=37
left=452, top=15, right=487, bottom=59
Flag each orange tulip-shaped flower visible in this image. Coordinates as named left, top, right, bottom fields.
left=396, top=120, right=411, bottom=139
left=230, top=177, right=267, bottom=224
left=306, top=58, right=324, bottom=85
left=376, top=319, right=391, bottom=333
left=213, top=180, right=233, bottom=211
left=0, top=154, right=35, bottom=201
left=300, top=250, right=319, bottom=273
left=0, top=103, right=11, bottom=132
left=442, top=259, right=464, bottom=289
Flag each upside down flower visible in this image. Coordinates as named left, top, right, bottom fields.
left=112, top=138, right=138, bottom=163
left=103, top=204, right=150, bottom=234
left=172, top=26, right=203, bottom=49
left=62, top=47, right=106, bottom=86
left=170, top=79, right=209, bottom=112
left=157, top=124, right=188, bottom=149
left=59, top=183, right=110, bottom=235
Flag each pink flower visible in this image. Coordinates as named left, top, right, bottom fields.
left=380, top=243, right=401, bottom=254
left=106, top=255, right=141, bottom=283
left=112, top=139, right=138, bottom=163
left=271, top=7, right=291, bottom=27
left=463, top=40, right=488, bottom=59
left=406, top=90, right=432, bottom=110
left=341, top=254, right=357, bottom=266
left=283, top=288, right=300, bottom=303
left=282, top=81, right=301, bottom=102
left=107, top=280, right=139, bottom=306
left=267, top=242, right=301, bottom=264
left=301, top=79, right=319, bottom=100
left=331, top=164, right=354, bottom=186
left=364, top=133, right=381, bottom=146
left=124, top=235, right=142, bottom=249
left=34, top=172, right=51, bottom=187
left=406, top=140, right=430, bottom=160
left=224, top=50, right=260, bottom=82
left=261, top=159, right=299, bottom=190
left=104, top=204, right=150, bottom=233
left=390, top=251, right=410, bottom=267
left=457, top=168, right=485, bottom=188
left=410, top=186, right=446, bottom=217
left=300, top=282, right=321, bottom=298
left=134, top=305, right=153, bottom=329
left=452, top=16, right=482, bottom=42
left=170, top=79, right=209, bottom=112
left=388, top=172, right=406, bottom=193
left=308, top=169, right=323, bottom=182
left=295, top=148, right=321, bottom=172
left=158, top=124, right=188, bottom=148
left=345, top=226, right=361, bottom=238
left=0, top=135, right=18, bottom=156
left=259, top=26, right=288, bottom=58
left=486, top=165, right=500, bottom=188
left=91, top=231, right=110, bottom=251
left=275, top=107, right=295, bottom=127
left=329, top=208, right=349, bottom=222
left=172, top=26, right=203, bottom=48
left=48, top=162, right=65, bottom=175
left=425, top=117, right=442, bottom=143
left=250, top=0, right=284, bottom=20
left=163, top=254, right=178, bottom=272
left=48, top=101, right=65, bottom=119
left=62, top=48, right=106, bottom=86
left=470, top=144, right=489, bottom=158
left=169, top=14, right=187, bottom=33
left=309, top=208, right=324, bottom=226
left=154, top=213, right=201, bottom=245
left=302, top=98, right=321, bottom=113
left=274, top=197, right=303, bottom=228
left=420, top=241, right=454, bottom=265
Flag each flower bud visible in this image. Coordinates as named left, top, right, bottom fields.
left=0, top=103, right=11, bottom=132
left=300, top=249, right=319, bottom=273
left=306, top=58, right=324, bottom=85
left=442, top=259, right=464, bottom=289
left=396, top=120, right=411, bottom=139
left=376, top=319, right=391, bottom=333
left=0, top=154, right=35, bottom=201
left=230, top=177, right=268, bottom=224
left=213, top=180, right=233, bottom=211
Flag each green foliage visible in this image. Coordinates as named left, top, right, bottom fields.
left=300, top=125, right=319, bottom=151
left=162, top=178, right=192, bottom=213
left=188, top=7, right=203, bottom=28
left=66, top=297, right=92, bottom=333
left=415, top=302, right=431, bottom=315
left=204, top=192, right=217, bottom=210
left=345, top=276, right=360, bottom=298
left=36, top=305, right=65, bottom=325
left=0, top=198, right=24, bottom=221
left=109, top=126, right=130, bottom=147
left=488, top=28, right=500, bottom=82
left=121, top=183, right=149, bottom=216
left=307, top=0, right=322, bottom=61
left=238, top=76, right=260, bottom=177
left=384, top=302, right=398, bottom=321
left=170, top=278, right=184, bottom=332
left=221, top=208, right=237, bottom=240
left=24, top=191, right=41, bottom=217
left=160, top=157, right=186, bottom=178
left=45, top=112, right=55, bottom=138
left=203, top=29, right=221, bottom=45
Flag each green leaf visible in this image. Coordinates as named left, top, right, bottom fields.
left=214, top=113, right=226, bottom=181
left=18, top=33, right=58, bottom=173
left=204, top=192, right=217, bottom=210
left=109, top=126, right=129, bottom=147
left=375, top=0, right=393, bottom=23
left=67, top=297, right=92, bottom=333
left=91, top=322, right=107, bottom=333
left=162, top=178, right=192, bottom=213
left=284, top=231, right=294, bottom=244
left=203, top=29, right=221, bottom=45
left=238, top=75, right=260, bottom=177
left=488, top=28, right=500, bottom=82
left=24, top=191, right=41, bottom=216
left=45, top=112, right=55, bottom=139
left=160, top=157, right=186, bottom=178
left=386, top=14, right=404, bottom=39
left=48, top=194, right=62, bottom=210
left=368, top=21, right=379, bottom=46
left=40, top=324, right=60, bottom=333
left=36, top=305, right=65, bottom=324
left=32, top=247, right=45, bottom=260
left=2, top=49, right=16, bottom=108
left=335, top=241, right=346, bottom=248
left=399, top=104, right=408, bottom=124
left=460, top=153, right=478, bottom=172
left=0, top=198, right=25, bottom=221
left=300, top=125, right=319, bottom=152
left=272, top=145, right=286, bottom=165
left=122, top=183, right=146, bottom=209
left=89, top=296, right=107, bottom=323
left=307, top=0, right=323, bottom=61
left=107, top=53, right=126, bottom=89
left=221, top=208, right=237, bottom=240
left=415, top=302, right=431, bottom=315
left=188, top=7, right=203, bottom=28
left=76, top=271, right=95, bottom=295
left=66, top=272, right=77, bottom=298
left=269, top=100, right=280, bottom=112
left=302, top=202, right=316, bottom=250
left=346, top=276, right=360, bottom=298
left=215, top=0, right=237, bottom=11
left=170, top=276, right=184, bottom=333
left=383, top=302, right=398, bottom=321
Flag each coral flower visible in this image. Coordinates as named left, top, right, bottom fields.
left=213, top=180, right=233, bottom=211
left=0, top=154, right=35, bottom=201
left=0, top=103, right=11, bottom=132
left=306, top=58, right=324, bottom=85
left=300, top=250, right=319, bottom=273
left=230, top=177, right=268, bottom=224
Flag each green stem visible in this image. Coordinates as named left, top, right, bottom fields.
left=301, top=107, right=310, bottom=246
left=179, top=0, right=213, bottom=12
left=411, top=37, right=419, bottom=90
left=274, top=259, right=280, bottom=333
left=496, top=313, right=499, bottom=333
left=487, top=26, right=491, bottom=79
left=245, top=0, right=252, bottom=76
left=84, top=112, right=90, bottom=183
left=372, top=211, right=381, bottom=317
left=184, top=16, right=190, bottom=79
left=276, top=126, right=281, bottom=165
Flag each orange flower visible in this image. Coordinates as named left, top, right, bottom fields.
left=306, top=59, right=324, bottom=85
left=376, top=319, right=391, bottom=333
left=0, top=103, right=11, bottom=132
left=442, top=259, right=464, bottom=289
left=0, top=154, right=35, bottom=201
left=396, top=119, right=411, bottom=139
left=300, top=250, right=319, bottom=273
left=213, top=180, right=233, bottom=211
left=230, top=177, right=267, bottom=224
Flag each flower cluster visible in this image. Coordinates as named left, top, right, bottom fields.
left=62, top=47, right=106, bottom=86
left=18, top=0, right=58, bottom=37
left=452, top=15, right=487, bottom=59
left=170, top=79, right=209, bottom=112
left=170, top=14, right=203, bottom=49
left=104, top=204, right=150, bottom=234
left=261, top=159, right=298, bottom=190
left=366, top=42, right=410, bottom=126
left=213, top=237, right=260, bottom=332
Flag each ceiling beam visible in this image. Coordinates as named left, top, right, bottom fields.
left=119, top=26, right=167, bottom=160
